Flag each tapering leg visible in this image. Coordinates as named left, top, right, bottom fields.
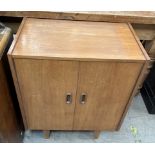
left=43, top=130, right=50, bottom=139
left=94, top=131, right=100, bottom=139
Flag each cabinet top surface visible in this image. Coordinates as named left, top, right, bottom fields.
left=12, top=18, right=145, bottom=61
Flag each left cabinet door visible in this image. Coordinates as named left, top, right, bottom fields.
left=14, top=59, right=79, bottom=130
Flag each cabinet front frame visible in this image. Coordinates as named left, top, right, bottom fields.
left=9, top=56, right=147, bottom=131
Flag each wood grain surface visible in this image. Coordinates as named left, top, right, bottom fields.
left=0, top=61, right=20, bottom=142
left=7, top=18, right=28, bottom=128
left=73, top=61, right=143, bottom=130
left=9, top=18, right=149, bottom=133
left=0, top=28, right=11, bottom=59
left=14, top=59, right=79, bottom=130
left=0, top=27, right=23, bottom=142
left=0, top=11, right=155, bottom=24
left=12, top=18, right=145, bottom=61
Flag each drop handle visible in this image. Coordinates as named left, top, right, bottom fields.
left=66, top=93, right=72, bottom=104
left=80, top=93, right=87, bottom=104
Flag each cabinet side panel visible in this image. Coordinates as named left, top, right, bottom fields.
left=7, top=55, right=28, bottom=129
left=117, top=61, right=148, bottom=130
left=74, top=61, right=143, bottom=131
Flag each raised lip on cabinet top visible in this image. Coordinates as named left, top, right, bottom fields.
left=10, top=18, right=149, bottom=62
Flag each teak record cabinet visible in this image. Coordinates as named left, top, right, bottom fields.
left=8, top=18, right=149, bottom=138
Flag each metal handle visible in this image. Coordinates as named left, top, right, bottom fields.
left=80, top=93, right=87, bottom=104
left=66, top=93, right=72, bottom=104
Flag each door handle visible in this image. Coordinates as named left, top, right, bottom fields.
left=80, top=93, right=87, bottom=104
left=66, top=93, right=72, bottom=104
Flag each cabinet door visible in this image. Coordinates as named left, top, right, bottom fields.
left=15, top=59, right=78, bottom=130
left=73, top=61, right=143, bottom=130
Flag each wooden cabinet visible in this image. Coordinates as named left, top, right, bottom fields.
left=8, top=18, right=149, bottom=137
left=0, top=26, right=23, bottom=142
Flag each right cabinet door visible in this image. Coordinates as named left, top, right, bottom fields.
left=73, top=61, right=143, bottom=130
